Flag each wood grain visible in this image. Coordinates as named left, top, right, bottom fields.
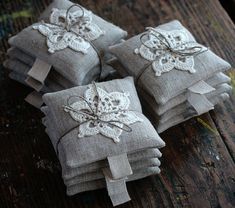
left=0, top=0, right=235, bottom=207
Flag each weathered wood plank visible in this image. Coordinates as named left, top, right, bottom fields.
left=0, top=0, right=235, bottom=207
left=210, top=87, right=235, bottom=161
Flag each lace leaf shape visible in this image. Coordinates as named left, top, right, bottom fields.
left=33, top=7, right=104, bottom=53
left=135, top=28, right=206, bottom=76
left=64, top=85, right=143, bottom=143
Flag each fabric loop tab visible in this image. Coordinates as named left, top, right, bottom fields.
left=25, top=76, right=44, bottom=92
left=24, top=91, right=43, bottom=109
left=187, top=93, right=214, bottom=115
left=102, top=168, right=131, bottom=206
left=26, top=58, right=52, bottom=91
left=188, top=80, right=215, bottom=95
left=107, top=153, right=133, bottom=179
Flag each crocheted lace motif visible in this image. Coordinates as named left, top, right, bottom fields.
left=134, top=28, right=205, bottom=76
left=33, top=8, right=104, bottom=53
left=64, top=85, right=143, bottom=143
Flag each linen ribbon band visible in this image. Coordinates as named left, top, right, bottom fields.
left=56, top=82, right=133, bottom=155
left=41, top=4, right=104, bottom=80
left=135, top=27, right=209, bottom=82
left=26, top=59, right=52, bottom=92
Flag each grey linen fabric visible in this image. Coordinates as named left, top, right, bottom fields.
left=145, top=92, right=230, bottom=133
left=65, top=157, right=161, bottom=186
left=41, top=105, right=162, bottom=179
left=4, top=59, right=64, bottom=93
left=8, top=72, right=51, bottom=96
left=4, top=57, right=116, bottom=95
left=109, top=20, right=231, bottom=105
left=5, top=44, right=117, bottom=108
left=138, top=73, right=231, bottom=119
left=7, top=47, right=116, bottom=88
left=42, top=77, right=165, bottom=167
left=41, top=77, right=165, bottom=202
left=45, top=118, right=162, bottom=180
left=46, top=117, right=162, bottom=181
left=41, top=76, right=165, bottom=202
left=7, top=47, right=74, bottom=89
left=157, top=83, right=232, bottom=124
left=44, top=113, right=163, bottom=205
left=66, top=166, right=161, bottom=195
left=107, top=57, right=231, bottom=115
left=155, top=72, right=231, bottom=115
left=7, top=47, right=35, bottom=66
left=8, top=0, right=128, bottom=86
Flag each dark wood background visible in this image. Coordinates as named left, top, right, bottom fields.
left=0, top=0, right=235, bottom=207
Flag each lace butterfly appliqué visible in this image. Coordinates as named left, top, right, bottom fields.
left=134, top=28, right=206, bottom=76
left=33, top=5, right=104, bottom=53
left=63, top=85, right=143, bottom=143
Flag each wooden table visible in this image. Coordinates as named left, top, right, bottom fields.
left=0, top=0, right=235, bottom=207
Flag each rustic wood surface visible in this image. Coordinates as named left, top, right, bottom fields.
left=0, top=0, right=235, bottom=207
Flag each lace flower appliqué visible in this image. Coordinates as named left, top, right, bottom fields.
left=33, top=5, right=104, bottom=53
left=63, top=84, right=143, bottom=143
left=134, top=27, right=206, bottom=76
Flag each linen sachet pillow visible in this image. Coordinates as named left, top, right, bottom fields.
left=8, top=0, right=127, bottom=87
left=142, top=83, right=231, bottom=132
left=138, top=72, right=231, bottom=117
left=41, top=105, right=163, bottom=187
left=7, top=47, right=116, bottom=88
left=42, top=76, right=165, bottom=205
left=149, top=93, right=230, bottom=133
left=107, top=58, right=231, bottom=115
left=42, top=77, right=165, bottom=166
left=109, top=20, right=231, bottom=105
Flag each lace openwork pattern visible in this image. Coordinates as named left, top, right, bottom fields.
left=134, top=28, right=206, bottom=76
left=33, top=6, right=104, bottom=53
left=63, top=85, right=143, bottom=143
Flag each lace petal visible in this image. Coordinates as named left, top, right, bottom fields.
left=109, top=92, right=130, bottom=111
left=78, top=121, right=99, bottom=138
left=82, top=23, right=104, bottom=41
left=175, top=56, right=196, bottom=73
left=33, top=24, right=60, bottom=37
left=136, top=45, right=157, bottom=61
left=118, top=111, right=143, bottom=125
left=152, top=54, right=175, bottom=76
left=46, top=32, right=69, bottom=53
left=98, top=123, right=123, bottom=143
left=68, top=33, right=91, bottom=54
left=64, top=100, right=90, bottom=123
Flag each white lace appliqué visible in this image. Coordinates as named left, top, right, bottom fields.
left=134, top=28, right=206, bottom=76
left=33, top=7, right=104, bottom=53
left=64, top=85, right=143, bottom=143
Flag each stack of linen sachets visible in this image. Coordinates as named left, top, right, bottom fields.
left=41, top=77, right=165, bottom=206
left=4, top=0, right=233, bottom=205
left=4, top=0, right=127, bottom=107
left=109, top=20, right=232, bottom=133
